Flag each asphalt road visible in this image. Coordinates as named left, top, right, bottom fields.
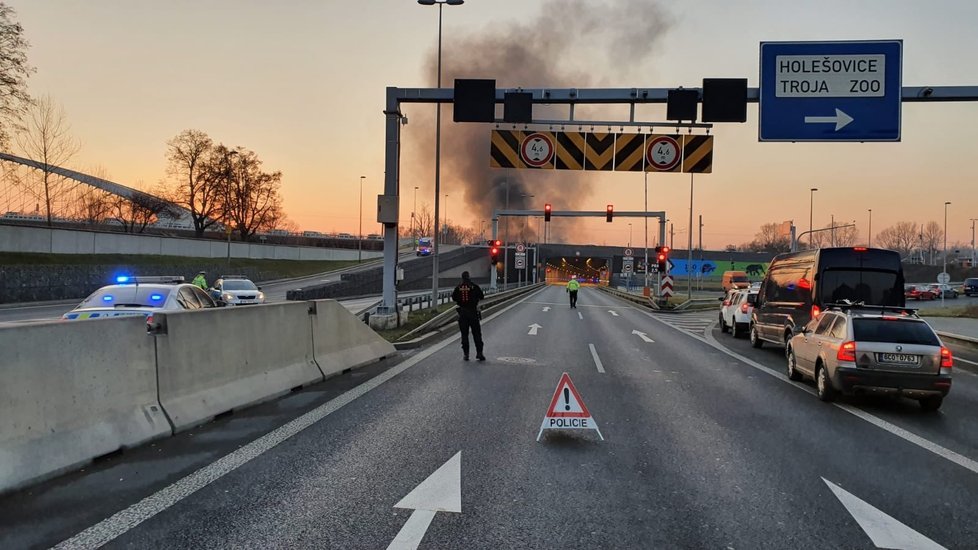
left=3, top=286, right=977, bottom=549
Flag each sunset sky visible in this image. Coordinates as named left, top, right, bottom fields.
left=7, top=0, right=978, bottom=249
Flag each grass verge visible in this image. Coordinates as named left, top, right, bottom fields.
left=376, top=304, right=455, bottom=342
left=917, top=304, right=978, bottom=319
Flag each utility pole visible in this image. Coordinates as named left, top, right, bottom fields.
left=971, top=218, right=977, bottom=267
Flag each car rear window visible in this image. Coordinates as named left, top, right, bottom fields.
left=819, top=269, right=902, bottom=306
left=83, top=287, right=172, bottom=307
left=966, top=278, right=978, bottom=285
left=852, top=319, right=940, bottom=346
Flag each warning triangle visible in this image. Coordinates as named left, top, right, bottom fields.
left=544, top=372, right=591, bottom=418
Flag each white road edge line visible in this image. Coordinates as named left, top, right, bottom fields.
left=589, top=344, right=606, bottom=374
left=631, top=305, right=978, bottom=477
left=52, top=288, right=546, bottom=550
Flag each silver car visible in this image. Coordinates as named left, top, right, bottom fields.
left=212, top=275, right=266, bottom=306
left=785, top=305, right=952, bottom=411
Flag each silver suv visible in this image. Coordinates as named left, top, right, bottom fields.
left=785, top=303, right=952, bottom=411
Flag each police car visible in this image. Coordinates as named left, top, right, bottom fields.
left=62, top=275, right=219, bottom=324
left=211, top=275, right=266, bottom=306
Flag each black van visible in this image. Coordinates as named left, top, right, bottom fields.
left=750, top=247, right=905, bottom=349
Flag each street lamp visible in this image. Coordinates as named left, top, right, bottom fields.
left=971, top=218, right=977, bottom=267
left=809, top=188, right=818, bottom=248
left=943, top=201, right=951, bottom=307
left=868, top=209, right=872, bottom=247
left=444, top=193, right=449, bottom=242
left=413, top=185, right=419, bottom=243
left=358, top=175, right=365, bottom=262
left=418, top=0, right=464, bottom=308
left=628, top=223, right=632, bottom=247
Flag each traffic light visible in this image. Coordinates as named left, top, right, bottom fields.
left=489, top=240, right=502, bottom=263
left=544, top=203, right=552, bottom=222
left=606, top=204, right=613, bottom=223
left=656, top=246, right=670, bottom=272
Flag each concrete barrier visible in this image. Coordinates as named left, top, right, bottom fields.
left=0, top=317, right=170, bottom=494
left=310, top=300, right=395, bottom=377
left=155, top=302, right=323, bottom=431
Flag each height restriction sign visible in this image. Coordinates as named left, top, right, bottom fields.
left=645, top=135, right=682, bottom=172
left=520, top=132, right=555, bottom=167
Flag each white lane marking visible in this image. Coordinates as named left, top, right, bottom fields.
left=634, top=306, right=978, bottom=476
left=588, top=344, right=606, bottom=374
left=525, top=301, right=622, bottom=308
left=608, top=310, right=619, bottom=317
left=528, top=323, right=542, bottom=335
left=389, top=452, right=462, bottom=550
left=631, top=330, right=655, bottom=343
left=578, top=312, right=584, bottom=320
left=956, top=356, right=978, bottom=366
left=542, top=306, right=551, bottom=312
left=823, top=478, right=946, bottom=550
left=52, top=289, right=543, bottom=550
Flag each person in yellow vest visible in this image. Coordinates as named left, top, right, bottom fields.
left=192, top=271, right=208, bottom=290
left=566, top=275, right=581, bottom=308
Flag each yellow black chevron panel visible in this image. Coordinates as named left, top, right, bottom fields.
left=682, top=135, right=714, bottom=174
left=644, top=134, right=683, bottom=173
left=584, top=132, right=615, bottom=171
left=555, top=132, right=585, bottom=170
left=613, top=133, right=644, bottom=172
left=490, top=130, right=523, bottom=168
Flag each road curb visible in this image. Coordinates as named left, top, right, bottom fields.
left=0, top=299, right=79, bottom=310
left=937, top=331, right=978, bottom=346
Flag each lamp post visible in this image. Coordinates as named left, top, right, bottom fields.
left=943, top=201, right=951, bottom=307
left=868, top=209, right=872, bottom=247
left=413, top=185, right=419, bottom=244
left=418, top=0, right=464, bottom=308
left=628, top=223, right=632, bottom=248
left=444, top=193, right=449, bottom=242
left=358, top=175, right=365, bottom=262
left=971, top=218, right=977, bottom=267
left=809, top=188, right=818, bottom=248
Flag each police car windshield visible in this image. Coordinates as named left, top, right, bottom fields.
left=222, top=280, right=257, bottom=291
left=81, top=286, right=173, bottom=307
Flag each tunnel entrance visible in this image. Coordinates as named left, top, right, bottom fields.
left=544, top=256, right=609, bottom=286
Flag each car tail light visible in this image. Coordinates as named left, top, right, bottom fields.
left=811, top=305, right=821, bottom=318
left=146, top=314, right=154, bottom=325
left=722, top=300, right=731, bottom=306
left=837, top=341, right=857, bottom=362
left=941, top=347, right=953, bottom=370
left=740, top=303, right=749, bottom=314
left=797, top=278, right=812, bottom=290
left=853, top=246, right=868, bottom=252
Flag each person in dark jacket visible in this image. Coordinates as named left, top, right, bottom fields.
left=452, top=271, right=485, bottom=361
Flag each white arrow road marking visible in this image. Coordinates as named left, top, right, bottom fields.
left=528, top=323, right=542, bottom=335
left=632, top=330, right=655, bottom=343
left=804, top=108, right=854, bottom=131
left=608, top=310, right=619, bottom=316
left=388, top=452, right=462, bottom=550
left=542, top=306, right=551, bottom=312
left=822, top=478, right=946, bottom=550
left=578, top=312, right=584, bottom=320
left=588, top=344, right=606, bottom=373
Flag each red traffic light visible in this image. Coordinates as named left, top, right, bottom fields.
left=494, top=239, right=502, bottom=247
left=544, top=203, right=552, bottom=222
left=657, top=253, right=666, bottom=261
left=606, top=204, right=613, bottom=223
left=490, top=247, right=499, bottom=255
left=660, top=246, right=670, bottom=254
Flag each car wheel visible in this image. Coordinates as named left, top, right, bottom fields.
left=816, top=363, right=836, bottom=402
left=787, top=347, right=803, bottom=381
left=719, top=314, right=728, bottom=333
left=750, top=324, right=763, bottom=348
left=919, top=395, right=943, bottom=412
left=731, top=321, right=740, bottom=338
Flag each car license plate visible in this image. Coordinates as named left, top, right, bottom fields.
left=879, top=353, right=919, bottom=365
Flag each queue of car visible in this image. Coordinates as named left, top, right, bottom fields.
left=714, top=247, right=956, bottom=411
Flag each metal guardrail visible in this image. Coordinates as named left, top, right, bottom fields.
left=396, top=283, right=544, bottom=342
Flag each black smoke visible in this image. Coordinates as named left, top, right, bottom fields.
left=405, top=0, right=671, bottom=241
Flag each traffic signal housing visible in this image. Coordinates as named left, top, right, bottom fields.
left=488, top=240, right=502, bottom=263
left=544, top=203, right=552, bottom=222
left=656, top=246, right=670, bottom=272
left=606, top=204, right=613, bottom=223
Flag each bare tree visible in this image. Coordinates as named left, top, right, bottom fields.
left=441, top=222, right=476, bottom=245
left=109, top=182, right=168, bottom=233
left=0, top=3, right=33, bottom=149
left=217, top=146, right=285, bottom=241
left=920, top=220, right=943, bottom=265
left=413, top=202, right=434, bottom=238
left=15, top=94, right=80, bottom=225
left=751, top=222, right=791, bottom=253
left=876, top=221, right=918, bottom=258
left=166, top=129, right=225, bottom=237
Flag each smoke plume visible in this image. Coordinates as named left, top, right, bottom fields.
left=406, top=0, right=671, bottom=241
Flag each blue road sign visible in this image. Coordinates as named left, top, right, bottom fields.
left=759, top=40, right=902, bottom=142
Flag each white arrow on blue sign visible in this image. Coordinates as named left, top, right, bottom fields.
left=759, top=40, right=902, bottom=142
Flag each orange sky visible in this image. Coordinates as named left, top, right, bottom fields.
left=7, top=0, right=978, bottom=249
